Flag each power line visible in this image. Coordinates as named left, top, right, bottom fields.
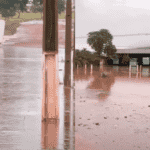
left=75, top=33, right=150, bottom=38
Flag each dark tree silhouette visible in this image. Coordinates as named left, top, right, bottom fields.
left=87, top=29, right=117, bottom=65
left=0, top=0, right=28, bottom=19
left=38, top=0, right=65, bottom=14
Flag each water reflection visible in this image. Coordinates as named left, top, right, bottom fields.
left=41, top=119, right=59, bottom=149
left=142, top=67, right=150, bottom=77
left=41, top=85, right=75, bottom=150
left=63, top=86, right=75, bottom=150
left=113, top=66, right=119, bottom=72
left=75, top=65, right=150, bottom=150
left=75, top=65, right=150, bottom=102
left=128, top=65, right=150, bottom=78
left=88, top=68, right=115, bottom=100
left=74, top=67, right=91, bottom=81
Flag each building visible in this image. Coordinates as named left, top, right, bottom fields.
left=106, top=47, right=150, bottom=66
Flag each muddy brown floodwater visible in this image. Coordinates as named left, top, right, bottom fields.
left=2, top=20, right=150, bottom=150
left=75, top=66, right=150, bottom=150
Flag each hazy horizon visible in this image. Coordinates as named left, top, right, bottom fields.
left=76, top=0, right=150, bottom=51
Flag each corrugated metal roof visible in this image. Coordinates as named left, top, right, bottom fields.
left=117, top=48, right=150, bottom=54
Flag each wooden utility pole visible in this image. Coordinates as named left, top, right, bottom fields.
left=64, top=0, right=72, bottom=87
left=42, top=0, right=59, bottom=120
left=63, top=0, right=75, bottom=149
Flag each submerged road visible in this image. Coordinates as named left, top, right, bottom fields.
left=75, top=66, right=150, bottom=150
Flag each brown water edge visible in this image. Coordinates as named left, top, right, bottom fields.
left=75, top=65, right=150, bottom=150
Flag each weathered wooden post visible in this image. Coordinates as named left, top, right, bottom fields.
left=140, top=65, right=142, bottom=78
left=85, top=63, right=87, bottom=70
left=136, top=66, right=138, bottom=78
left=129, top=64, right=131, bottom=72
left=129, top=65, right=131, bottom=78
left=41, top=119, right=59, bottom=149
left=129, top=70, right=131, bottom=78
left=84, top=63, right=87, bottom=75
left=90, top=64, right=93, bottom=75
left=64, top=0, right=72, bottom=87
left=42, top=0, right=59, bottom=120
left=64, top=0, right=75, bottom=149
left=137, top=64, right=138, bottom=72
left=140, top=65, right=142, bottom=73
left=100, top=58, right=104, bottom=71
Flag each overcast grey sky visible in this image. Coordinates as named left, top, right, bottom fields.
left=76, top=0, right=150, bottom=51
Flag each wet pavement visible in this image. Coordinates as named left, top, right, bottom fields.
left=75, top=66, right=150, bottom=150
left=0, top=45, right=43, bottom=149
left=0, top=45, right=75, bottom=150
left=0, top=19, right=75, bottom=150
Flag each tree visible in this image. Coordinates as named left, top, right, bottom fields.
left=15, top=1, right=28, bottom=18
left=121, top=54, right=130, bottom=65
left=87, top=29, right=117, bottom=65
left=57, top=0, right=65, bottom=14
left=74, top=49, right=83, bottom=67
left=31, top=2, right=43, bottom=18
left=37, top=0, right=65, bottom=14
left=74, top=48, right=97, bottom=67
left=0, top=0, right=28, bottom=19
left=0, top=7, right=16, bottom=20
left=104, top=41, right=117, bottom=59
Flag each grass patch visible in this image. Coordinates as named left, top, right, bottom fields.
left=2, top=11, right=74, bottom=36
left=4, top=20, right=21, bottom=35
left=1, top=12, right=44, bottom=35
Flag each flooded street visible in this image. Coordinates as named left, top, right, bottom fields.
left=1, top=19, right=150, bottom=149
left=75, top=66, right=150, bottom=150
left=1, top=43, right=150, bottom=150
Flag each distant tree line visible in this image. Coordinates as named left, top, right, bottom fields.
left=0, top=0, right=28, bottom=20
left=74, top=48, right=132, bottom=67
left=74, top=48, right=104, bottom=67
left=0, top=0, right=66, bottom=20
left=31, top=0, right=66, bottom=17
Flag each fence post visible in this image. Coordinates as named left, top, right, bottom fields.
left=85, top=63, right=87, bottom=70
left=129, top=65, right=131, bottom=72
left=90, top=64, right=93, bottom=74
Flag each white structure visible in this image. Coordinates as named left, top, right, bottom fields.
left=0, top=20, right=5, bottom=44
